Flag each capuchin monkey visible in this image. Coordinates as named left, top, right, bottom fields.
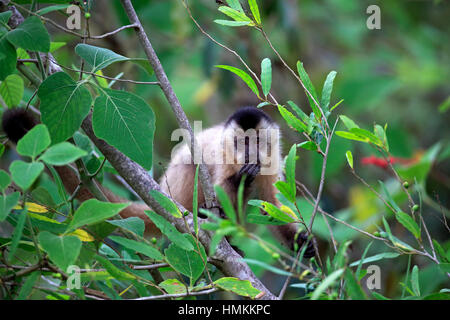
left=2, top=107, right=315, bottom=258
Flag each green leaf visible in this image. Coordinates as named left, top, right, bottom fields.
left=38, top=231, right=82, bottom=271
left=38, top=72, right=92, bottom=144
left=36, top=4, right=71, bottom=15
left=164, top=234, right=206, bottom=286
left=0, top=30, right=17, bottom=81
left=345, top=150, right=354, bottom=169
left=284, top=144, right=297, bottom=200
left=260, top=201, right=295, bottom=223
left=215, top=185, right=237, bottom=224
left=248, top=0, right=261, bottom=24
left=0, top=192, right=20, bottom=222
left=411, top=265, right=420, bottom=296
left=246, top=212, right=285, bottom=225
left=159, top=279, right=187, bottom=295
left=218, top=6, right=253, bottom=23
left=296, top=61, right=320, bottom=118
left=10, top=160, right=44, bottom=190
left=225, top=0, right=244, bottom=12
left=39, top=142, right=87, bottom=166
left=278, top=105, right=308, bottom=133
left=109, top=235, right=163, bottom=261
left=75, top=44, right=129, bottom=73
left=321, top=71, right=337, bottom=112
left=344, top=269, right=367, bottom=300
left=311, top=268, right=344, bottom=300
left=374, top=124, right=389, bottom=151
left=0, top=11, right=12, bottom=25
left=95, top=254, right=136, bottom=281
left=349, top=128, right=383, bottom=146
left=8, top=209, right=27, bottom=262
left=260, top=58, right=271, bottom=97
left=297, top=141, right=317, bottom=151
left=67, top=199, right=129, bottom=233
left=17, top=271, right=40, bottom=300
left=214, top=277, right=260, bottom=299
left=0, top=169, right=11, bottom=191
left=395, top=211, right=421, bottom=239
left=214, top=20, right=251, bottom=27
left=16, top=124, right=51, bottom=159
left=339, top=115, right=359, bottom=130
left=274, top=181, right=295, bottom=203
left=335, top=131, right=369, bottom=143
left=145, top=211, right=194, bottom=251
left=93, top=89, right=155, bottom=170
left=107, top=217, right=145, bottom=238
left=216, top=65, right=260, bottom=98
left=0, top=74, right=24, bottom=107
left=6, top=16, right=50, bottom=52
left=148, top=190, right=182, bottom=218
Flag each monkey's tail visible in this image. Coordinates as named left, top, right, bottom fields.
left=2, top=108, right=159, bottom=237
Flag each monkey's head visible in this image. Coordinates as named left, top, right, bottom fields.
left=222, top=107, right=281, bottom=175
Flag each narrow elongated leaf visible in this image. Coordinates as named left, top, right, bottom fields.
left=311, top=269, right=344, bottom=300
left=39, top=142, right=87, bottom=166
left=67, top=199, right=129, bottom=233
left=10, top=161, right=44, bottom=190
left=218, top=6, right=252, bottom=23
left=38, top=72, right=92, bottom=144
left=95, top=254, right=136, bottom=281
left=109, top=235, right=163, bottom=261
left=285, top=144, right=297, bottom=199
left=0, top=74, right=24, bottom=107
left=107, top=217, right=145, bottom=238
left=214, top=277, right=260, bottom=298
left=395, top=211, right=420, bottom=239
left=248, top=0, right=261, bottom=24
left=278, top=105, right=308, bottom=133
left=38, top=231, right=82, bottom=272
left=214, top=20, right=250, bottom=27
left=17, top=271, right=40, bottom=300
left=260, top=58, right=271, bottom=97
left=16, top=124, right=51, bottom=159
left=148, top=190, right=182, bottom=218
left=411, top=265, right=420, bottom=296
left=226, top=0, right=243, bottom=12
left=215, top=185, right=236, bottom=223
left=216, top=65, right=260, bottom=98
left=344, top=269, right=367, bottom=300
left=339, top=115, right=359, bottom=130
left=346, top=150, right=354, bottom=169
left=6, top=16, right=50, bottom=52
left=93, top=89, right=155, bottom=170
left=349, top=128, right=383, bottom=146
left=296, top=61, right=320, bottom=118
left=321, top=71, right=337, bottom=112
left=145, top=211, right=194, bottom=251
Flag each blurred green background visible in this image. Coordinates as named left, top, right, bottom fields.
left=9, top=0, right=450, bottom=297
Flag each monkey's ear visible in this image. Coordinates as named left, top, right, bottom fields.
left=2, top=108, right=38, bottom=143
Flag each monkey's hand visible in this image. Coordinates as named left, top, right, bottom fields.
left=294, top=232, right=317, bottom=259
left=237, top=163, right=260, bottom=186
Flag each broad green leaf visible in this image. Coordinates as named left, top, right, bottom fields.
left=214, top=20, right=251, bottom=27
left=0, top=192, right=20, bottom=221
left=109, top=235, right=163, bottom=261
left=145, top=211, right=194, bottom=251
left=39, top=142, right=87, bottom=165
left=296, top=61, right=320, bottom=118
left=93, top=89, right=155, bottom=170
left=0, top=74, right=24, bottom=107
left=215, top=185, right=236, bottom=224
left=0, top=11, right=12, bottom=25
left=349, top=128, right=383, bottom=146
left=10, top=160, right=44, bottom=190
left=411, top=265, right=420, bottom=296
left=148, top=190, right=182, bottom=218
left=216, top=65, right=260, bottom=98
left=214, top=277, right=260, bottom=299
left=344, top=269, right=367, bottom=300
left=164, top=235, right=206, bottom=286
left=38, top=72, right=92, bottom=144
left=311, top=268, right=344, bottom=300
left=335, top=131, right=368, bottom=143
left=67, top=199, right=129, bottom=233
left=297, top=141, right=317, bottom=151
left=395, top=211, right=420, bottom=239
left=95, top=254, right=136, bottom=281
left=339, top=115, right=359, bottom=130
left=278, top=105, right=308, bottom=133
left=160, top=279, right=186, bottom=295
left=248, top=0, right=261, bottom=24
left=260, top=201, right=295, bottom=223
left=260, top=58, right=271, bottom=97
left=16, top=124, right=51, bottom=159
left=218, top=6, right=252, bottom=23
left=0, top=169, right=11, bottom=191
left=346, top=150, right=354, bottom=169
left=6, top=16, right=50, bottom=52
left=17, top=271, right=40, bottom=300
left=0, top=32, right=17, bottom=80
left=75, top=44, right=153, bottom=74
left=321, top=71, right=337, bottom=112
left=107, top=217, right=145, bottom=238
left=38, top=231, right=82, bottom=272
left=274, top=181, right=295, bottom=203
left=8, top=209, right=27, bottom=262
